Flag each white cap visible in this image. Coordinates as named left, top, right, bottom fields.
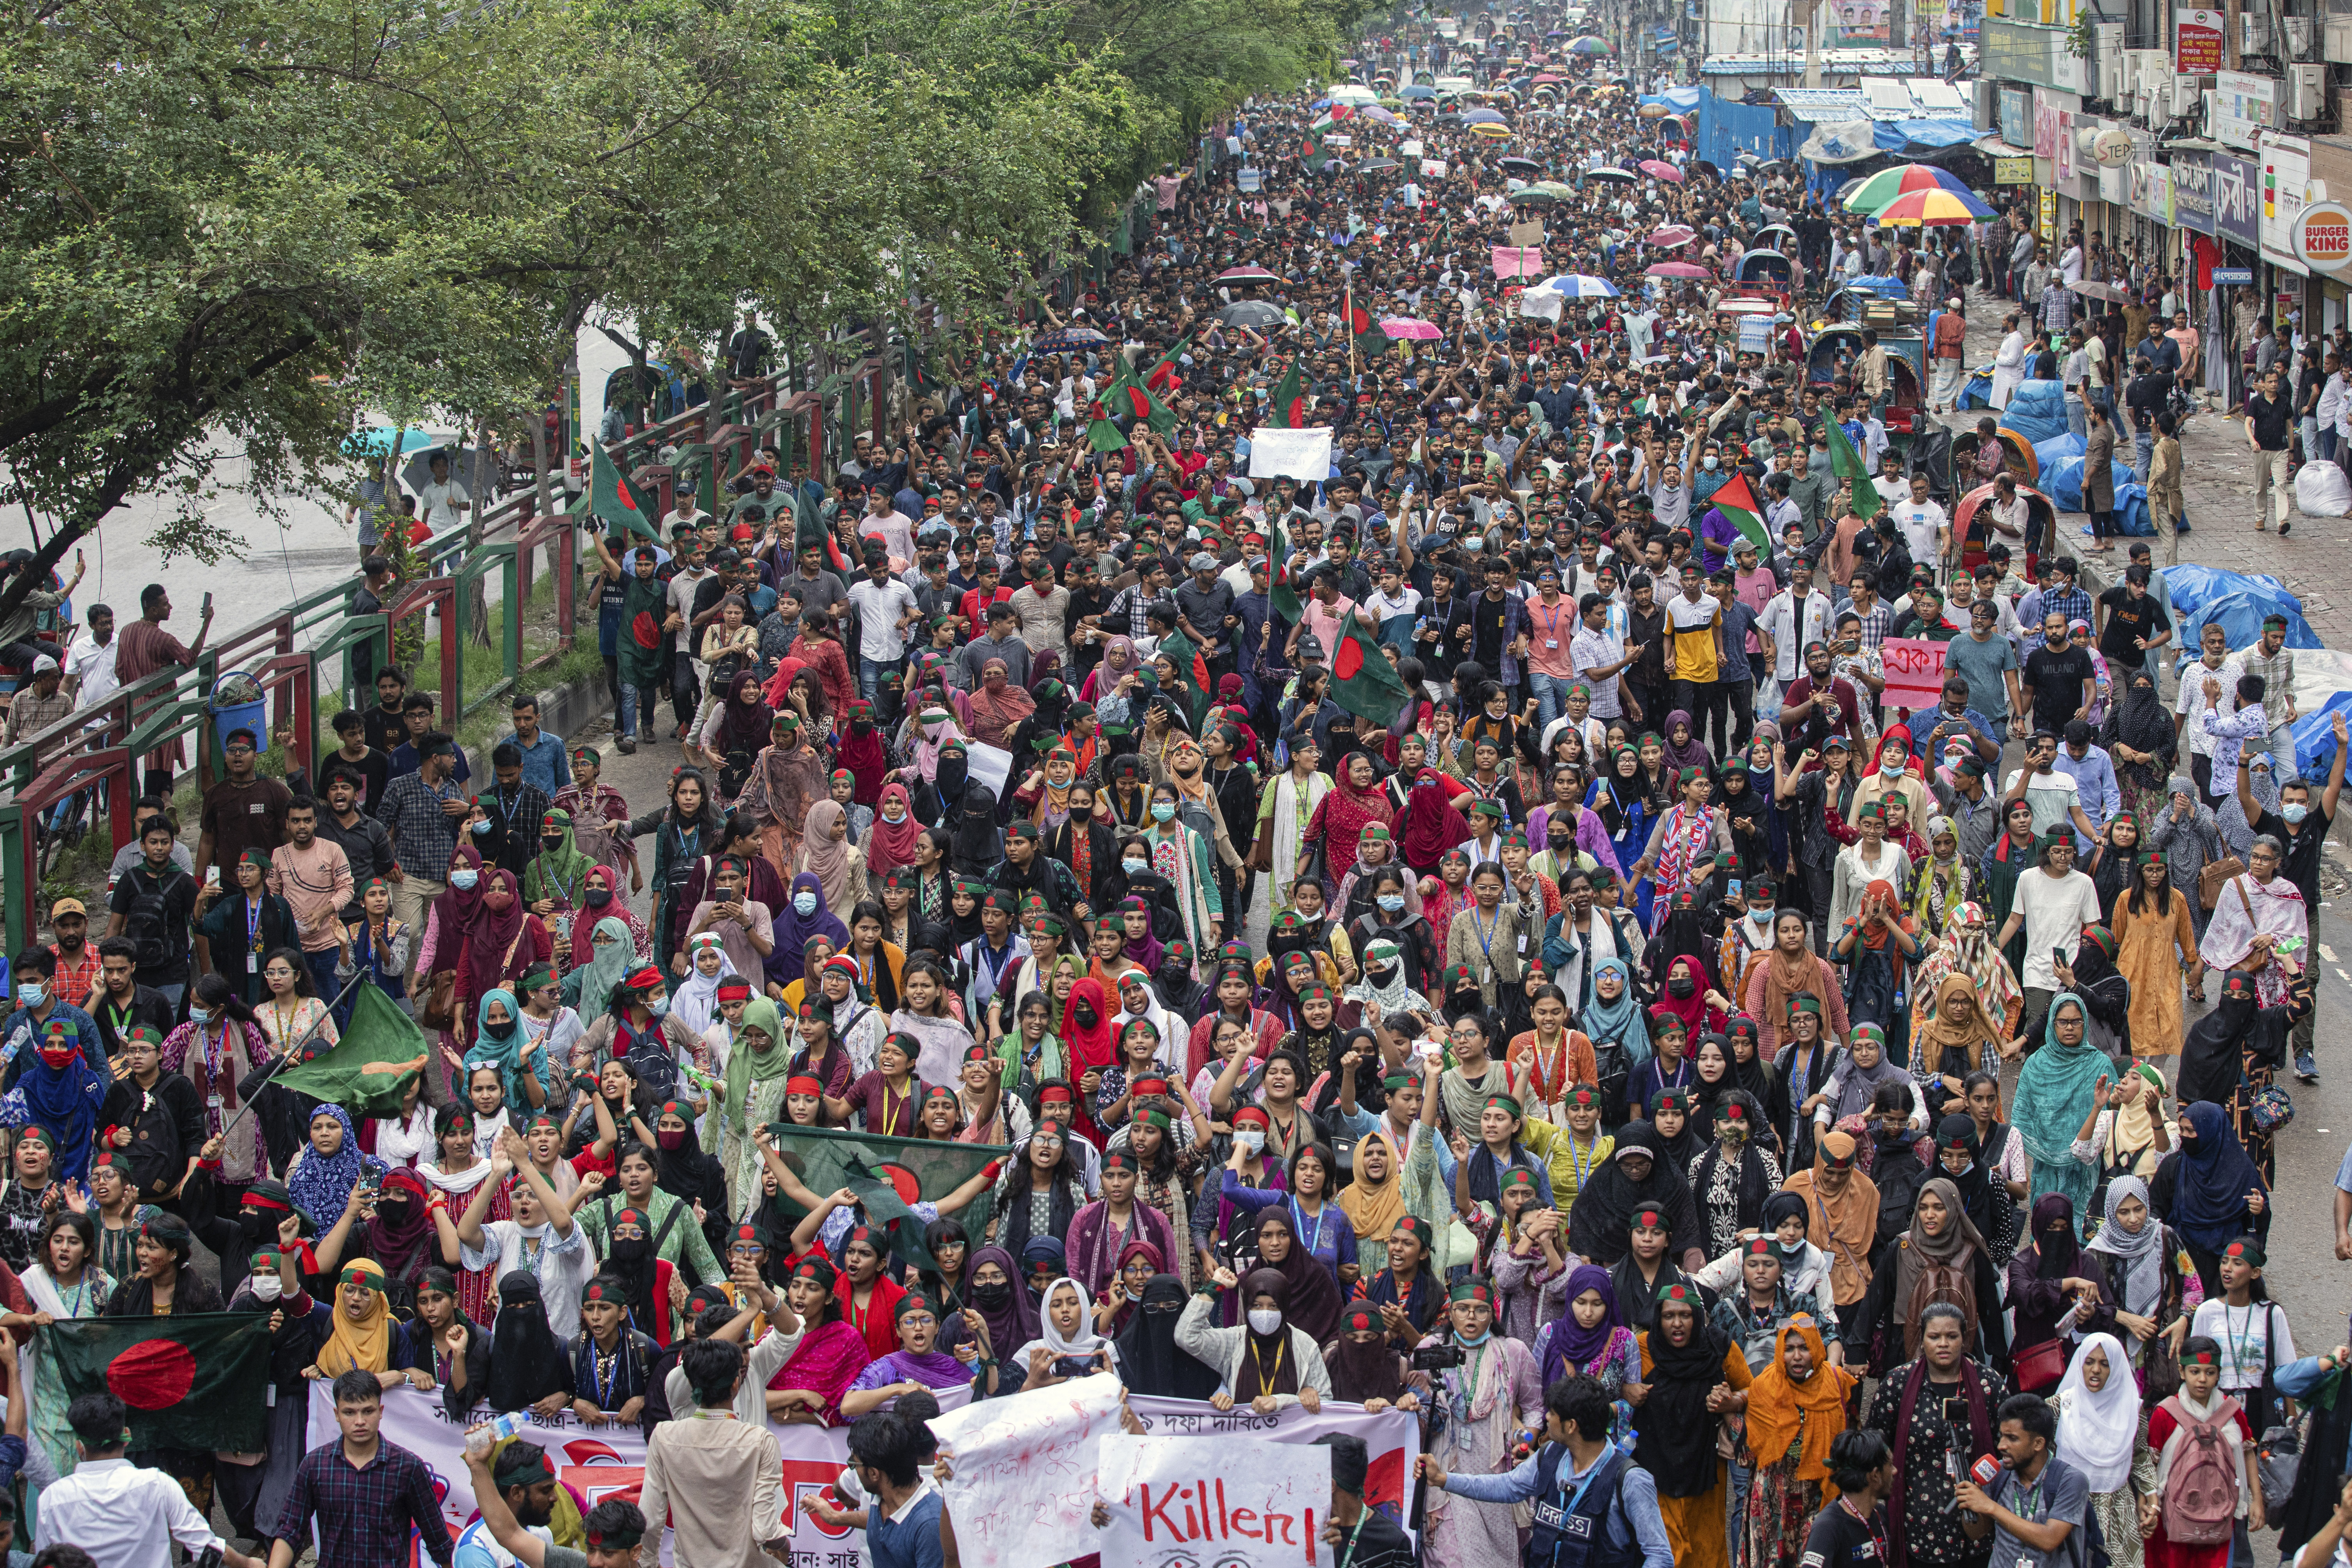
left=30, top=654, right=58, bottom=674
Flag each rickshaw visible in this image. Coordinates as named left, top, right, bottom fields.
left=1656, top=113, right=1693, bottom=149
left=1733, top=249, right=1795, bottom=285
left=1951, top=426, right=2041, bottom=489
left=1752, top=223, right=1798, bottom=254
left=1806, top=325, right=1867, bottom=386
left=1954, top=480, right=2058, bottom=575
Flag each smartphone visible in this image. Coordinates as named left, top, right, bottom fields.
left=1727, top=879, right=1743, bottom=898
left=2052, top=946, right=2069, bottom=971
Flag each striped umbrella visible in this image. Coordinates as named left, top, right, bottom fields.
left=1841, top=164, right=1973, bottom=215
left=1873, top=186, right=1996, bottom=225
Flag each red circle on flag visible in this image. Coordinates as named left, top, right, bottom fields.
left=107, top=1338, right=197, bottom=1410
left=1334, top=635, right=1365, bottom=681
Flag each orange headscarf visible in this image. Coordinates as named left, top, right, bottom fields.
left=1742, top=1318, right=1855, bottom=1488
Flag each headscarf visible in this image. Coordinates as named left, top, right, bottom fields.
left=768, top=872, right=849, bottom=985
left=719, top=670, right=774, bottom=754
left=15, top=1021, right=101, bottom=1174
left=1118, top=897, right=1165, bottom=973
left=800, top=801, right=857, bottom=917
left=1917, top=973, right=2003, bottom=1076
left=1252, top=1208, right=1343, bottom=1342
left=834, top=701, right=889, bottom=807
left=2181, top=968, right=2294, bottom=1107
left=314, top=1259, right=393, bottom=1375
left=484, top=1271, right=570, bottom=1412
left=1326, top=1303, right=1406, bottom=1404
left=951, top=782, right=1004, bottom=875
left=969, top=660, right=1037, bottom=743
left=757, top=726, right=829, bottom=831
left=462, top=868, right=533, bottom=1006
left=2170, top=1100, right=2268, bottom=1253
left=909, top=706, right=969, bottom=784
left=1030, top=1274, right=1115, bottom=1366
left=1114, top=1275, right=1220, bottom=1398
left=2010, top=993, right=2108, bottom=1223
left=572, top=914, right=638, bottom=1003
left=1742, top=1319, right=1852, bottom=1487
left=361, top=1167, right=439, bottom=1285
left=287, top=1105, right=387, bottom=1221
left=1582, top=957, right=1653, bottom=1069
left=1398, top=770, right=1474, bottom=872
left=2083, top=1174, right=2167, bottom=1321
left=1828, top=1026, right=1909, bottom=1120
left=2027, top=1192, right=2082, bottom=1280
left=2053, top=1332, right=2141, bottom=1492
left=1659, top=710, right=1710, bottom=773
left=967, top=1244, right=1039, bottom=1359
left=1911, top=902, right=2025, bottom=1039
left=1565, top=1122, right=1705, bottom=1264
left=867, top=783, right=926, bottom=878
left=1061, top=978, right=1119, bottom=1078
left=523, top=811, right=597, bottom=908
left=1796, top=1131, right=1878, bottom=1305
left=1540, top=1263, right=1623, bottom=1392
left=465, top=988, right=533, bottom=1112
left=1652, top=955, right=1712, bottom=1037
left=432, top=844, right=485, bottom=942
left=1636, top=1287, right=1737, bottom=1499
left=1892, top=1175, right=1986, bottom=1356
left=1335, top=1125, right=1409, bottom=1247
left=2103, top=667, right=2175, bottom=791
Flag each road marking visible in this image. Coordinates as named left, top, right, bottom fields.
left=2324, top=945, right=2339, bottom=962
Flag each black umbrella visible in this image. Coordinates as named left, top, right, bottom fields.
left=1500, top=155, right=1543, bottom=174
left=1356, top=157, right=1402, bottom=172
left=1216, top=300, right=1289, bottom=328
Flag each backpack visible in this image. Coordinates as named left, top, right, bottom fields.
left=2158, top=1394, right=2245, bottom=1545
left=121, top=867, right=187, bottom=974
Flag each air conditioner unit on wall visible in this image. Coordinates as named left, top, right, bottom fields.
left=2176, top=73, right=2207, bottom=116
left=2244, top=11, right=2271, bottom=52
left=2288, top=16, right=2314, bottom=54
left=2287, top=59, right=2325, bottom=116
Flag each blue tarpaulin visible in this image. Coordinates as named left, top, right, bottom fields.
left=1872, top=119, right=1980, bottom=152
left=1696, top=91, right=1795, bottom=172
left=1642, top=85, right=1705, bottom=112
left=2289, top=694, right=2352, bottom=782
left=2041, top=455, right=2135, bottom=515
left=2000, top=380, right=2068, bottom=445
left=2178, top=588, right=2324, bottom=657
left=2156, top=565, right=2300, bottom=625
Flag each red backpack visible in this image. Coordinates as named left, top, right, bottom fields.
left=2159, top=1394, right=2245, bottom=1546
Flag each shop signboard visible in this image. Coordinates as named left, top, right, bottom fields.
left=2290, top=199, right=2352, bottom=278
left=1995, top=156, right=2036, bottom=184
left=2215, top=70, right=2277, bottom=151
left=2176, top=7, right=2225, bottom=71
left=2172, top=151, right=2217, bottom=235
left=2214, top=151, right=2261, bottom=247
left=2260, top=131, right=2313, bottom=275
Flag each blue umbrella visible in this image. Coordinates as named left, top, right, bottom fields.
left=1536, top=274, right=1620, bottom=298
left=1029, top=326, right=1109, bottom=356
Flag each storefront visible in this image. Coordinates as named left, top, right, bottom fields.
left=2307, top=136, right=2352, bottom=336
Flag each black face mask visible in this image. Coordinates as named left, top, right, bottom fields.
left=971, top=1279, right=1013, bottom=1308
left=483, top=1017, right=517, bottom=1041
left=852, top=718, right=873, bottom=734
left=1067, top=803, right=1092, bottom=821
left=585, top=887, right=614, bottom=908
left=541, top=836, right=564, bottom=852
left=1074, top=1002, right=1099, bottom=1029
left=239, top=1210, right=269, bottom=1241
left=612, top=1234, right=651, bottom=1264
left=1668, top=975, right=1696, bottom=1000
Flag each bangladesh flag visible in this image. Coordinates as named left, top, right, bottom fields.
left=586, top=444, right=654, bottom=541
left=1824, top=418, right=1881, bottom=519
left=761, top=1125, right=1008, bottom=1274
left=1344, top=296, right=1390, bottom=355
left=1327, top=612, right=1412, bottom=729
left=269, top=983, right=427, bottom=1114
left=1144, top=336, right=1190, bottom=393
left=1303, top=135, right=1331, bottom=172
left=1158, top=625, right=1212, bottom=730
left=1109, top=361, right=1177, bottom=436
left=1265, top=360, right=1307, bottom=429
left=793, top=476, right=847, bottom=570
left=1707, top=471, right=1773, bottom=556
left=1086, top=399, right=1129, bottom=454
left=1268, top=513, right=1303, bottom=623
left=49, top=1314, right=272, bottom=1453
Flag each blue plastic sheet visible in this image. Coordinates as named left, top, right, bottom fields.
left=2156, top=565, right=2299, bottom=625
left=2114, top=482, right=2154, bottom=537
left=2041, top=455, right=2136, bottom=514
left=2000, top=380, right=2068, bottom=445
left=2032, top=430, right=2085, bottom=474
left=2290, top=694, right=2352, bottom=782
left=1960, top=371, right=1993, bottom=410
left=2177, top=588, right=2324, bottom=657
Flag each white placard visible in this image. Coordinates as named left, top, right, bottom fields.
left=963, top=738, right=1015, bottom=801
left=1097, top=1435, right=1332, bottom=1568
left=1248, top=427, right=1336, bottom=481
left=1419, top=159, right=1448, bottom=178
left=1399, top=138, right=1425, bottom=156
left=927, top=1374, right=1129, bottom=1568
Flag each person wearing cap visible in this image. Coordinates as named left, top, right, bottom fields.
left=0, top=649, right=69, bottom=752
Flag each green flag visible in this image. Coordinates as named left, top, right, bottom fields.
left=1706, top=472, right=1774, bottom=556
left=1326, top=610, right=1412, bottom=729
left=49, top=1314, right=273, bottom=1453
left=588, top=444, right=654, bottom=540
left=1268, top=513, right=1304, bottom=623
left=1265, top=360, right=1307, bottom=429
left=1109, top=360, right=1178, bottom=437
left=1823, top=418, right=1880, bottom=519
left=1143, top=336, right=1191, bottom=395
left=761, top=1125, right=1008, bottom=1273
left=268, top=983, right=427, bottom=1115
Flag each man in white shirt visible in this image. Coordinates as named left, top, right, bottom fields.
left=1891, top=473, right=1950, bottom=579
left=36, top=1389, right=260, bottom=1568
left=847, top=551, right=922, bottom=719
left=65, top=603, right=120, bottom=710
left=417, top=450, right=471, bottom=533
left=1757, top=556, right=1832, bottom=686
left=454, top=1147, right=597, bottom=1340
left=1991, top=828, right=2105, bottom=1025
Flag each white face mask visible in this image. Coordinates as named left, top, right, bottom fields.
left=1236, top=1128, right=1266, bottom=1154
left=793, top=892, right=819, bottom=916
left=249, top=1274, right=283, bottom=1302
left=1247, top=1308, right=1284, bottom=1336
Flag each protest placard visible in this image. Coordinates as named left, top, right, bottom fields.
left=1880, top=636, right=1951, bottom=709
left=928, top=1374, right=1129, bottom=1568
left=1097, top=1435, right=1330, bottom=1568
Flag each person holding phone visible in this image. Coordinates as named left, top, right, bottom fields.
left=113, top=581, right=216, bottom=800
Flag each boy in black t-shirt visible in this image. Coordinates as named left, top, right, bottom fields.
left=2021, top=611, right=2096, bottom=737
left=2095, top=564, right=2172, bottom=667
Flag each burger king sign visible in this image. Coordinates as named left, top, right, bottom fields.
left=2292, top=200, right=2352, bottom=277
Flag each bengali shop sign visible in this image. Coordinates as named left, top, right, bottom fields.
left=2176, top=7, right=2224, bottom=72
left=1881, top=637, right=1951, bottom=709
left=2214, top=152, right=2261, bottom=247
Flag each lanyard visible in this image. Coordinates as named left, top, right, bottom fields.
left=1470, top=902, right=1503, bottom=962
left=592, top=1340, right=622, bottom=1408
left=1333, top=1517, right=1371, bottom=1568
left=1553, top=1440, right=1617, bottom=1520
left=1291, top=1196, right=1327, bottom=1260
left=1248, top=1335, right=1287, bottom=1398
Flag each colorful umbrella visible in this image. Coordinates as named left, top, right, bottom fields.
left=1379, top=317, right=1446, bottom=340
left=1469, top=123, right=1512, bottom=139
left=1647, top=224, right=1696, bottom=246
left=1586, top=166, right=1637, bottom=183
left=1841, top=164, right=1973, bottom=214
left=1567, top=35, right=1609, bottom=52
left=1461, top=108, right=1509, bottom=124
left=1532, top=71, right=1563, bottom=84
left=1216, top=264, right=1280, bottom=284
left=1644, top=261, right=1714, bottom=277
left=1638, top=159, right=1683, bottom=181
left=1873, top=186, right=1995, bottom=225
left=1536, top=274, right=1620, bottom=298
left=1031, top=326, right=1109, bottom=353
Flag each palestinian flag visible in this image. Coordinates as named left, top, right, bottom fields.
left=1327, top=612, right=1412, bottom=729
left=1824, top=418, right=1881, bottom=519
left=763, top=1125, right=1008, bottom=1273
left=1144, top=336, right=1191, bottom=393
left=794, top=476, right=848, bottom=570
left=1086, top=399, right=1129, bottom=453
left=268, top=983, right=427, bottom=1114
left=1344, top=295, right=1390, bottom=355
left=1265, top=360, right=1307, bottom=428
left=587, top=444, right=654, bottom=540
left=49, top=1314, right=273, bottom=1453
left=1707, top=471, right=1773, bottom=556
left=1109, top=361, right=1176, bottom=436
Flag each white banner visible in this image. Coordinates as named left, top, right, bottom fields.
left=1097, top=1435, right=1329, bottom=1568
left=1124, top=1396, right=1422, bottom=1541
left=1247, top=428, right=1334, bottom=481
left=927, top=1375, right=1128, bottom=1568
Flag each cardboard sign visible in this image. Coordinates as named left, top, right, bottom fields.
left=1097, top=1435, right=1332, bottom=1568
left=1419, top=158, right=1448, bottom=178
left=928, top=1377, right=1131, bottom=1568
left=1508, top=218, right=1548, bottom=245
left=1400, top=138, right=1424, bottom=156
left=1881, top=636, right=1951, bottom=709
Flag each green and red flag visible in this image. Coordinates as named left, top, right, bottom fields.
left=793, top=477, right=849, bottom=571
left=267, top=983, right=426, bottom=1114
left=1327, top=611, right=1412, bottom=729
left=1265, top=360, right=1307, bottom=429
left=1705, top=471, right=1774, bottom=556
left=49, top=1314, right=273, bottom=1453
left=1144, top=336, right=1191, bottom=393
left=1268, top=513, right=1304, bottom=623
left=1823, top=419, right=1880, bottom=519
left=1344, top=292, right=1390, bottom=355
left=586, top=443, right=655, bottom=541
left=1109, top=360, right=1177, bottom=436
left=1086, top=399, right=1129, bottom=454
left=762, top=1125, right=1008, bottom=1273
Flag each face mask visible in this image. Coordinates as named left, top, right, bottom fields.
left=1151, top=802, right=1177, bottom=823
left=1068, top=804, right=1092, bottom=821
left=1377, top=893, right=1406, bottom=914
left=1720, top=1122, right=1748, bottom=1145
left=656, top=1128, right=688, bottom=1151
left=482, top=1016, right=516, bottom=1041
left=794, top=892, right=819, bottom=916
left=1247, top=1308, right=1284, bottom=1335
left=189, top=1004, right=215, bottom=1026
left=852, top=718, right=873, bottom=734
left=971, top=1279, right=1013, bottom=1308
left=1703, top=455, right=1719, bottom=470
left=646, top=997, right=670, bottom=1018
left=2283, top=803, right=2310, bottom=824
left=1236, top=1128, right=1266, bottom=1154
left=612, top=1234, right=651, bottom=1262
left=471, top=820, right=492, bottom=836
left=250, top=1273, right=283, bottom=1302
left=1668, top=975, right=1696, bottom=999
left=585, top=887, right=613, bottom=908
left=1074, top=1002, right=1099, bottom=1029
left=14, top=984, right=42, bottom=1008
left=882, top=807, right=907, bottom=823
left=1453, top=1326, right=1493, bottom=1348
left=1124, top=858, right=1149, bottom=875
left=541, top=836, right=564, bottom=852
left=450, top=870, right=480, bottom=891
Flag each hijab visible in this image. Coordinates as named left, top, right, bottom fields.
left=362, top=1167, right=439, bottom=1285
left=2011, top=994, right=2108, bottom=1221
left=1918, top=973, right=2002, bottom=1076
left=1636, top=1292, right=1737, bottom=1499
left=2083, top=1174, right=2167, bottom=1320
left=432, top=844, right=485, bottom=940
left=1582, top=958, right=1653, bottom=1068
left=2028, top=1192, right=2081, bottom=1278
left=1325, top=1303, right=1406, bottom=1404
left=801, top=801, right=857, bottom=917
left=288, top=1105, right=387, bottom=1221
left=1892, top=1175, right=1986, bottom=1356
left=867, top=783, right=927, bottom=878
left=1251, top=1209, right=1343, bottom=1342
left=951, top=783, right=1005, bottom=875
left=574, top=915, right=638, bottom=1003
left=2171, top=1100, right=2268, bottom=1253
left=1829, top=1033, right=1909, bottom=1120
left=1743, top=1319, right=1852, bottom=1487
left=768, top=873, right=849, bottom=985
left=967, top=1244, right=1039, bottom=1359
left=462, top=868, right=533, bottom=1005
left=1028, top=1274, right=1113, bottom=1365
left=1399, top=770, right=1474, bottom=871
left=485, top=1270, right=570, bottom=1411
left=16, top=1023, right=101, bottom=1173
left=1659, top=710, right=1710, bottom=773
left=719, top=670, right=774, bottom=754
left=314, top=1259, right=394, bottom=1374
left=1566, top=1122, right=1705, bottom=1264
left=524, top=811, right=597, bottom=908
left=1540, top=1263, right=1623, bottom=1391
left=1335, top=1125, right=1409, bottom=1247
left=1114, top=1275, right=1220, bottom=1398
left=2053, top=1332, right=2140, bottom=1491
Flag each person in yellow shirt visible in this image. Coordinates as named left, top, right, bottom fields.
left=1664, top=561, right=1727, bottom=755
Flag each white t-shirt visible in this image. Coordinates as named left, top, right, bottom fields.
left=2012, top=867, right=2104, bottom=989
left=1891, top=498, right=1948, bottom=565
left=2190, top=1299, right=2296, bottom=1392
left=458, top=1218, right=596, bottom=1340
left=418, top=479, right=470, bottom=532
left=2003, top=767, right=2084, bottom=839
left=847, top=577, right=920, bottom=661
left=2176, top=660, right=2233, bottom=758
left=1368, top=584, right=1422, bottom=624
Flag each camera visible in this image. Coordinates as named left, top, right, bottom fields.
left=1412, top=1343, right=1466, bottom=1371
